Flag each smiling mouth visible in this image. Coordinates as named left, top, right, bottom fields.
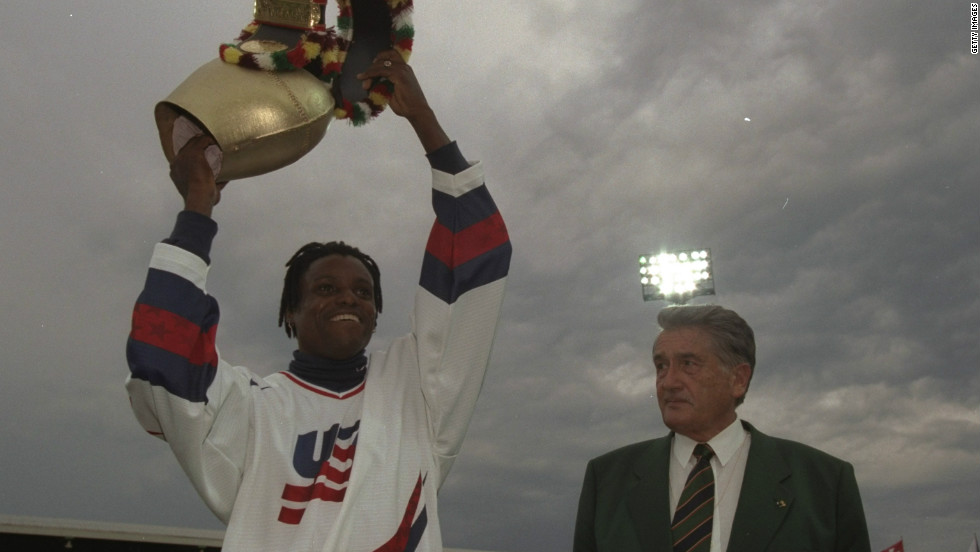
left=329, top=313, right=361, bottom=323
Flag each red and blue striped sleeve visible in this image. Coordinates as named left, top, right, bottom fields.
left=420, top=180, right=511, bottom=304
left=125, top=232, right=248, bottom=520
left=126, top=268, right=219, bottom=402
left=127, top=242, right=220, bottom=404
left=413, top=161, right=511, bottom=483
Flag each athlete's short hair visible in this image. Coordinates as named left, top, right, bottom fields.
left=278, top=241, right=383, bottom=338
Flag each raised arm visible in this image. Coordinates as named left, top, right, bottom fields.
left=124, top=134, right=249, bottom=521
left=359, top=53, right=511, bottom=484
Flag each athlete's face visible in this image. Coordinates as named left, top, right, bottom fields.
left=287, top=255, right=377, bottom=361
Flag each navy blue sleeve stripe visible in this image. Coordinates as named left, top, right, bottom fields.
left=127, top=338, right=216, bottom=403
left=431, top=185, right=499, bottom=231
left=138, top=268, right=219, bottom=330
left=419, top=240, right=512, bottom=304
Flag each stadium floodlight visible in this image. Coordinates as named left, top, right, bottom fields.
left=638, top=249, right=715, bottom=304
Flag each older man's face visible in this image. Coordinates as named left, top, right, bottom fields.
left=653, top=327, right=750, bottom=442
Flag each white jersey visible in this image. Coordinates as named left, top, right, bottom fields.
left=126, top=162, right=511, bottom=551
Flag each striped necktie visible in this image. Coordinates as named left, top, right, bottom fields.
left=671, top=443, right=715, bottom=552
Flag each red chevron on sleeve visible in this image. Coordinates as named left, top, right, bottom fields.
left=372, top=473, right=425, bottom=552
left=131, top=303, right=218, bottom=367
left=425, top=212, right=508, bottom=270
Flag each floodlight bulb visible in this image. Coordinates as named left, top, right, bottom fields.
left=638, top=248, right=715, bottom=302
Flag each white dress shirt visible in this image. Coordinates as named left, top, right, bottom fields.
left=669, top=417, right=751, bottom=552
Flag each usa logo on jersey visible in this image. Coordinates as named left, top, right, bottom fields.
left=278, top=422, right=359, bottom=524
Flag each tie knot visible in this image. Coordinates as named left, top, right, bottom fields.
left=693, top=443, right=714, bottom=461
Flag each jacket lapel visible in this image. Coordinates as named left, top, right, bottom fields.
left=626, top=435, right=674, bottom=551
left=726, top=422, right=793, bottom=552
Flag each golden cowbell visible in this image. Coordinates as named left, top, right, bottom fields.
left=154, top=59, right=335, bottom=182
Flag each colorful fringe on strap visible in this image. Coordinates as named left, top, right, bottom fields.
left=219, top=22, right=343, bottom=81
left=332, top=0, right=414, bottom=125
left=217, top=0, right=414, bottom=126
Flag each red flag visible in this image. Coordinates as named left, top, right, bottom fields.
left=880, top=540, right=904, bottom=552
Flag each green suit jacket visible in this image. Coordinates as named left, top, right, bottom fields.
left=573, top=421, right=870, bottom=552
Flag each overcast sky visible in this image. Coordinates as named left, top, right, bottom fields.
left=1, top=1, right=978, bottom=551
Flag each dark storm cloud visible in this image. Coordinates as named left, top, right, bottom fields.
left=0, top=1, right=977, bottom=551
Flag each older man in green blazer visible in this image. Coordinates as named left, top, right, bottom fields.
left=574, top=306, right=870, bottom=552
